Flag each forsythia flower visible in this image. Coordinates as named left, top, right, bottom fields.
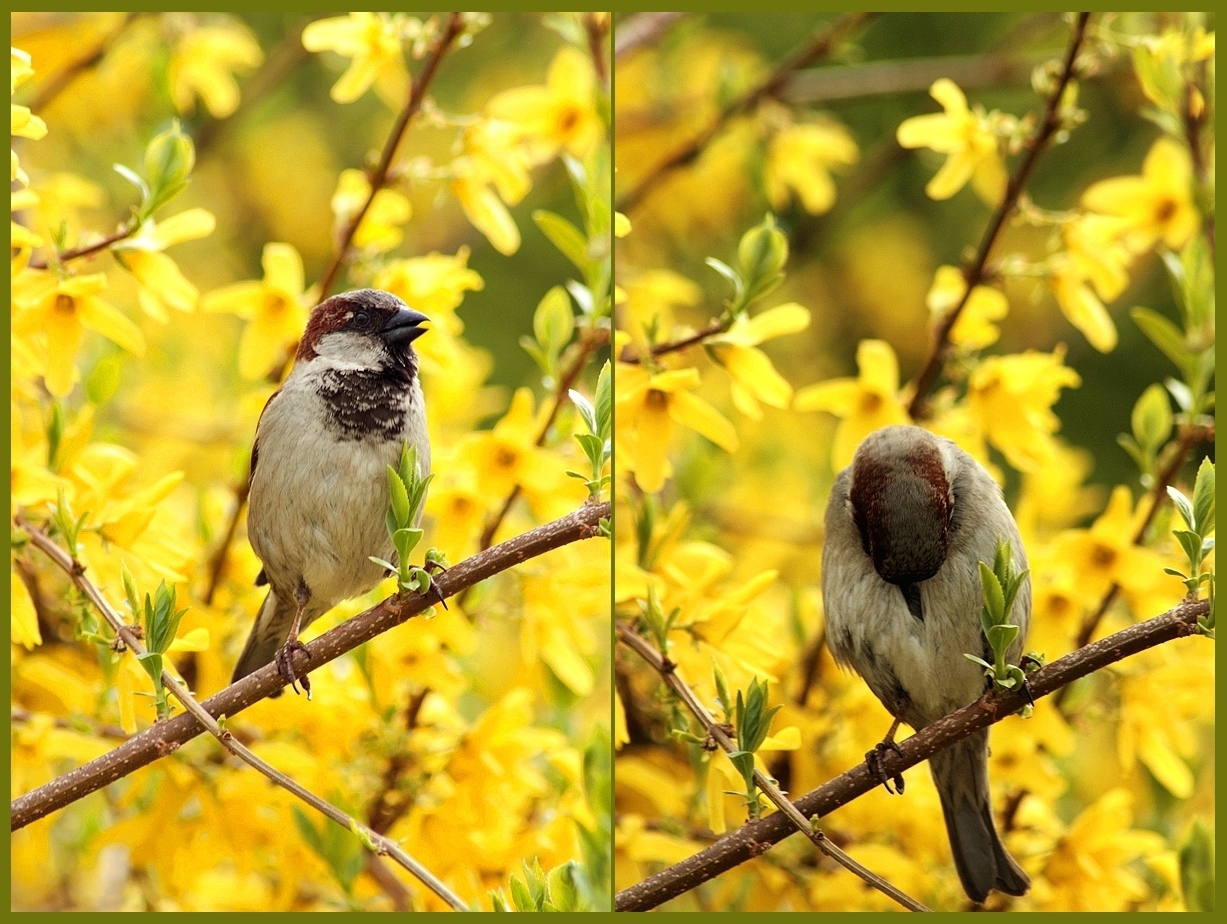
left=331, top=168, right=411, bottom=252
left=926, top=265, right=1008, bottom=350
left=301, top=12, right=408, bottom=105
left=616, top=364, right=738, bottom=493
left=201, top=242, right=309, bottom=379
left=794, top=339, right=910, bottom=471
left=765, top=121, right=859, bottom=215
left=1081, top=137, right=1200, bottom=253
left=372, top=247, right=483, bottom=338
left=487, top=45, right=602, bottom=164
left=113, top=208, right=216, bottom=321
left=451, top=119, right=532, bottom=255
left=1047, top=214, right=1134, bottom=353
left=897, top=78, right=1007, bottom=204
left=11, top=271, right=145, bottom=397
left=966, top=348, right=1080, bottom=472
left=168, top=19, right=263, bottom=118
left=708, top=303, right=811, bottom=418
left=623, top=269, right=701, bottom=349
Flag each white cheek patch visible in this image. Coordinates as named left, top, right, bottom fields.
left=314, top=331, right=385, bottom=369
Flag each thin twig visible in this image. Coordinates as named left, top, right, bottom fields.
left=614, top=12, right=688, bottom=61
left=906, top=12, right=1091, bottom=420
left=618, top=318, right=729, bottom=365
left=586, top=12, right=609, bottom=86
left=203, top=478, right=249, bottom=605
left=616, top=11, right=877, bottom=214
left=314, top=11, right=465, bottom=302
left=617, top=621, right=931, bottom=912
left=27, top=225, right=137, bottom=271
left=615, top=595, right=1208, bottom=911
left=11, top=500, right=608, bottom=830
left=1182, top=61, right=1214, bottom=257
left=16, top=515, right=468, bottom=912
left=27, top=12, right=141, bottom=113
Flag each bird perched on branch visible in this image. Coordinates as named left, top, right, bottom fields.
left=822, top=424, right=1031, bottom=903
left=231, top=289, right=431, bottom=696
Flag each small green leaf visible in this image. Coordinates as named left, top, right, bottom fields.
left=1192, top=458, right=1214, bottom=537
left=387, top=466, right=410, bottom=527
left=594, top=360, right=612, bottom=441
left=1179, top=818, right=1216, bottom=912
left=533, top=210, right=591, bottom=275
left=1168, top=486, right=1196, bottom=529
left=570, top=389, right=598, bottom=435
left=1131, top=306, right=1191, bottom=374
left=979, top=561, right=1005, bottom=623
left=1131, top=384, right=1173, bottom=454
left=713, top=662, right=732, bottom=721
left=533, top=286, right=575, bottom=357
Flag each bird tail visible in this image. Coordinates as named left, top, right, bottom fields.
left=930, top=729, right=1030, bottom=903
left=231, top=589, right=296, bottom=684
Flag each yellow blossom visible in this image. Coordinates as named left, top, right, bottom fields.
left=487, top=45, right=602, bottom=164
left=200, top=242, right=308, bottom=379
left=1046, top=214, right=1134, bottom=353
left=11, top=271, right=145, bottom=397
left=12, top=572, right=41, bottom=649
left=301, top=12, right=408, bottom=105
left=966, top=348, right=1080, bottom=472
left=113, top=207, right=216, bottom=321
left=622, top=268, right=701, bottom=349
left=331, top=168, right=411, bottom=252
left=897, top=78, right=1007, bottom=204
left=1081, top=137, right=1200, bottom=253
left=616, top=364, right=738, bottom=493
left=926, top=265, right=1008, bottom=350
left=168, top=19, right=263, bottom=118
left=708, top=302, right=811, bottom=418
left=31, top=172, right=105, bottom=246
left=372, top=247, right=483, bottom=338
left=765, top=121, right=859, bottom=215
left=794, top=339, right=910, bottom=471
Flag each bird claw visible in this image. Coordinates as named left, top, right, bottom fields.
left=275, top=640, right=313, bottom=699
left=866, top=739, right=905, bottom=795
left=425, top=560, right=449, bottom=610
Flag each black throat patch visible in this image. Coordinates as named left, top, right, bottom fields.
left=317, top=362, right=415, bottom=442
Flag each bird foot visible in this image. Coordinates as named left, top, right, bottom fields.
left=866, top=738, right=905, bottom=795
left=424, top=559, right=449, bottom=610
left=275, top=639, right=313, bottom=699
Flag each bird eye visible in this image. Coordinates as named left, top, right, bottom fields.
left=353, top=311, right=369, bottom=326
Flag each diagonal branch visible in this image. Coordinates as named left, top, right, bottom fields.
left=11, top=500, right=608, bottom=832
left=906, top=12, right=1091, bottom=420
left=616, top=11, right=877, bottom=214
left=15, top=515, right=468, bottom=911
left=617, top=622, right=930, bottom=912
left=615, top=595, right=1208, bottom=911
left=614, top=12, right=688, bottom=61
left=26, top=12, right=143, bottom=113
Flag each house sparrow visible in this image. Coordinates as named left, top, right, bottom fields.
left=230, top=288, right=431, bottom=696
left=822, top=424, right=1030, bottom=903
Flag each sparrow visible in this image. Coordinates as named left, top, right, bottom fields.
left=231, top=288, right=431, bottom=695
left=822, top=424, right=1031, bottom=903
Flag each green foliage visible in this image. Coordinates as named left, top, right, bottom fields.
left=134, top=581, right=189, bottom=720
left=522, top=285, right=575, bottom=380
left=490, top=858, right=588, bottom=911
left=566, top=360, right=611, bottom=499
left=1164, top=458, right=1215, bottom=624
left=371, top=443, right=439, bottom=600
left=1119, top=383, right=1173, bottom=479
left=292, top=807, right=366, bottom=903
left=113, top=120, right=196, bottom=223
left=965, top=539, right=1032, bottom=704
left=727, top=676, right=782, bottom=820
left=1179, top=817, right=1215, bottom=912
left=706, top=214, right=789, bottom=317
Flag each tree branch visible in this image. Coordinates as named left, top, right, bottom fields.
left=15, top=515, right=468, bottom=912
left=615, top=595, right=1208, bottom=911
left=614, top=12, right=688, bottom=61
left=618, top=317, right=730, bottom=365
left=616, top=11, right=877, bottom=214
left=617, top=622, right=930, bottom=912
left=906, top=12, right=1091, bottom=420
left=26, top=12, right=142, bottom=113
left=11, top=500, right=608, bottom=832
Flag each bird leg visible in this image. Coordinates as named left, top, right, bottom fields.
left=275, top=579, right=314, bottom=699
left=424, top=559, right=449, bottom=610
left=865, top=715, right=906, bottom=794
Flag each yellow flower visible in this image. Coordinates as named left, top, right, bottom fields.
left=897, top=78, right=1007, bottom=204
left=113, top=208, right=216, bottom=321
left=301, top=12, right=407, bottom=105
left=11, top=102, right=46, bottom=141
left=926, top=265, right=1008, bottom=350
left=966, top=348, right=1080, bottom=472
left=11, top=573, right=40, bottom=649
left=794, top=339, right=910, bottom=471
left=616, top=364, right=738, bottom=493
left=487, top=45, right=602, bottom=164
left=1081, top=137, right=1200, bottom=253
left=331, top=168, right=411, bottom=252
left=765, top=121, right=859, bottom=215
left=708, top=302, right=811, bottom=419
left=1047, top=214, right=1134, bottom=353
left=622, top=268, right=701, bottom=350
left=201, top=242, right=308, bottom=380
left=11, top=46, right=34, bottom=93
left=372, top=247, right=483, bottom=338
left=168, top=19, right=263, bottom=118
left=11, top=271, right=145, bottom=397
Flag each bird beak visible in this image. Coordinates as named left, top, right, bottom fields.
left=380, top=307, right=430, bottom=344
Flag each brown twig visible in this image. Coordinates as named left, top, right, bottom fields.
left=27, top=225, right=137, bottom=271
left=617, top=622, right=931, bottom=912
left=1182, top=61, right=1214, bottom=257
left=314, top=11, right=465, bottom=302
left=27, top=13, right=142, bottom=113
left=202, top=478, right=249, bottom=605
left=15, top=514, right=468, bottom=912
left=618, top=318, right=730, bottom=365
left=616, top=11, right=877, bottom=214
left=614, top=12, right=688, bottom=61
left=906, top=12, right=1091, bottom=420
left=615, top=595, right=1208, bottom=911
left=586, top=12, right=609, bottom=86
left=11, top=500, right=608, bottom=831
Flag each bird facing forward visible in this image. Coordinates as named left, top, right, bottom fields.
left=231, top=288, right=431, bottom=694
left=822, top=424, right=1031, bottom=903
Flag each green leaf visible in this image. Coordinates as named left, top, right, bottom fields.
left=979, top=561, right=1005, bottom=623
left=545, top=862, right=579, bottom=913
left=1179, top=818, right=1216, bottom=912
left=713, top=662, right=732, bottom=721
left=1192, top=458, right=1214, bottom=537
left=393, top=527, right=422, bottom=565
left=386, top=466, right=410, bottom=528
left=987, top=622, right=1020, bottom=654
left=705, top=257, right=742, bottom=297
left=85, top=356, right=122, bottom=406
left=112, top=162, right=149, bottom=200
left=1131, top=306, right=1190, bottom=374
left=509, top=873, right=536, bottom=911
left=142, top=121, right=195, bottom=217
left=570, top=389, right=598, bottom=435
left=533, top=286, right=575, bottom=357
left=1167, top=486, right=1196, bottom=529
left=594, top=360, right=612, bottom=441
left=1131, top=384, right=1173, bottom=454
left=533, top=210, right=591, bottom=275
left=736, top=215, right=788, bottom=308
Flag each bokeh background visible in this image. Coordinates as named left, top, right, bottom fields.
left=12, top=11, right=610, bottom=912
left=613, top=11, right=1214, bottom=912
